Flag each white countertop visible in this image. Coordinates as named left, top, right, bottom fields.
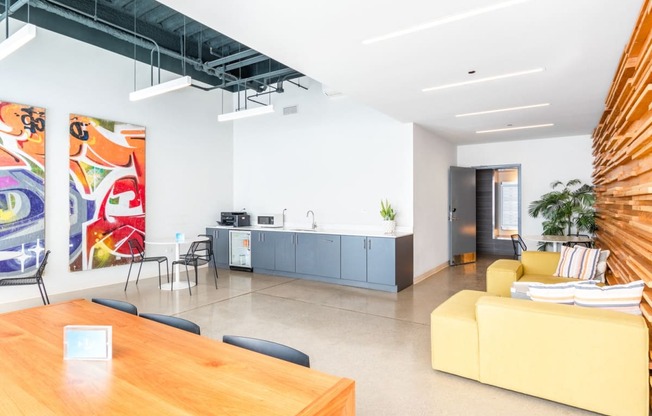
left=207, top=224, right=412, bottom=238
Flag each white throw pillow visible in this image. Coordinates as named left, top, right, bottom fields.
left=574, top=280, right=644, bottom=315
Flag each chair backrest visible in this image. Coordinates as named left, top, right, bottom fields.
left=510, top=234, right=527, bottom=258
left=192, top=239, right=212, bottom=262
left=35, top=250, right=51, bottom=279
left=127, top=239, right=145, bottom=259
left=91, top=298, right=138, bottom=315
left=197, top=234, right=214, bottom=256
left=139, top=313, right=201, bottom=335
left=222, top=335, right=310, bottom=368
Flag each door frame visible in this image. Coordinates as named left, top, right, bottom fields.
left=473, top=164, right=522, bottom=239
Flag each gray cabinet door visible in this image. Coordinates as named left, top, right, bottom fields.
left=252, top=231, right=275, bottom=270
left=341, top=236, right=367, bottom=281
left=274, top=233, right=296, bottom=272
left=296, top=233, right=341, bottom=278
left=208, top=228, right=230, bottom=266
left=366, top=237, right=396, bottom=285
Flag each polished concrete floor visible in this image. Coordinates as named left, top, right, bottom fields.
left=6, top=257, right=600, bottom=415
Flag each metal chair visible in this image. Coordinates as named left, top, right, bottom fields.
left=125, top=239, right=169, bottom=291
left=171, top=240, right=213, bottom=295
left=197, top=234, right=219, bottom=288
left=222, top=335, right=310, bottom=368
left=510, top=234, right=527, bottom=259
left=91, top=298, right=138, bottom=315
left=140, top=313, right=200, bottom=335
left=0, top=250, right=50, bottom=305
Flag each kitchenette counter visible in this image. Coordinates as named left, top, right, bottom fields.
left=207, top=224, right=413, bottom=238
left=206, top=225, right=413, bottom=292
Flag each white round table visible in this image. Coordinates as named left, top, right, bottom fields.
left=144, top=241, right=196, bottom=291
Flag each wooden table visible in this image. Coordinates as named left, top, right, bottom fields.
left=524, top=235, right=593, bottom=251
left=0, top=300, right=355, bottom=415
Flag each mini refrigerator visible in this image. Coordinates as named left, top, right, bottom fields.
left=229, top=230, right=252, bottom=271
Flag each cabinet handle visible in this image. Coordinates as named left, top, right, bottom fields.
left=363, top=239, right=367, bottom=249
left=368, top=239, right=372, bottom=250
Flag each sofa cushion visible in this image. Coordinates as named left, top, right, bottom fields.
left=575, top=280, right=645, bottom=315
left=521, top=251, right=560, bottom=275
left=553, top=245, right=601, bottom=280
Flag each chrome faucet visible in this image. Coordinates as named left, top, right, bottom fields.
left=282, top=208, right=287, bottom=228
left=306, top=210, right=316, bottom=230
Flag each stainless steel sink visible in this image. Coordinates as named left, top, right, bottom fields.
left=287, top=228, right=317, bottom=232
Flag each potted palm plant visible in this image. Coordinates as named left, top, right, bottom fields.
left=528, top=179, right=596, bottom=250
left=380, top=199, right=397, bottom=234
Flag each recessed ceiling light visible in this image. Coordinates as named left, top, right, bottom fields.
left=456, top=103, right=550, bottom=117
left=476, top=123, right=554, bottom=134
left=362, top=0, right=532, bottom=45
left=423, top=68, right=544, bottom=92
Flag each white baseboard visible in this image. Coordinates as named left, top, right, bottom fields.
left=414, top=261, right=449, bottom=284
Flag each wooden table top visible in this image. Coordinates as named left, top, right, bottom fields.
left=0, top=300, right=355, bottom=415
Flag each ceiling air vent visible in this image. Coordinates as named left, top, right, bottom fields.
left=283, top=105, right=299, bottom=116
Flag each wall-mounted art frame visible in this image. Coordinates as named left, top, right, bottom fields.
left=0, top=101, right=46, bottom=278
left=69, top=114, right=146, bottom=272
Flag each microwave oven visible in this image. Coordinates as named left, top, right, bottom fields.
left=257, top=214, right=283, bottom=228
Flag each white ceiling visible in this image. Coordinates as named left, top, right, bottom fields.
left=159, top=0, right=643, bottom=145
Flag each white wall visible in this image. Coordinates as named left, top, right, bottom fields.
left=457, top=135, right=593, bottom=237
left=0, top=25, right=232, bottom=303
left=413, top=125, right=456, bottom=277
left=232, top=81, right=413, bottom=232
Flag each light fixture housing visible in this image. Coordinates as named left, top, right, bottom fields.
left=0, top=23, right=36, bottom=61
left=423, top=68, right=544, bottom=92
left=218, top=105, right=275, bottom=122
left=476, top=123, right=554, bottom=134
left=129, top=76, right=192, bottom=101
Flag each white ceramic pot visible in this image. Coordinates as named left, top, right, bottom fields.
left=383, top=220, right=396, bottom=235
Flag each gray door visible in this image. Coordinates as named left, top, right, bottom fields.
left=449, top=166, right=476, bottom=265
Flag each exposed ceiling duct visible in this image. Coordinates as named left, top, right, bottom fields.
left=2, top=0, right=303, bottom=93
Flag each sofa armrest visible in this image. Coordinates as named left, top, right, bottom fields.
left=476, top=297, right=649, bottom=416
left=486, top=259, right=523, bottom=296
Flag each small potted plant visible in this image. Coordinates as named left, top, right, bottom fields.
left=380, top=199, right=396, bottom=234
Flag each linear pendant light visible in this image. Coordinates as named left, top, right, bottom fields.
left=476, top=123, right=554, bottom=134
left=129, top=76, right=192, bottom=101
left=456, top=103, right=550, bottom=117
left=423, top=68, right=544, bottom=92
left=0, top=23, right=36, bottom=61
left=218, top=105, right=275, bottom=122
left=362, top=0, right=531, bottom=45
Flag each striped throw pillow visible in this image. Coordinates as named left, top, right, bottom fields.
left=553, top=245, right=601, bottom=280
left=527, top=281, right=578, bottom=305
left=574, top=280, right=645, bottom=315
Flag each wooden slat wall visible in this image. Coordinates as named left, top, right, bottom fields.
left=592, top=0, right=652, bottom=379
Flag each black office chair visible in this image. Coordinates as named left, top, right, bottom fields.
left=0, top=250, right=50, bottom=305
left=222, top=335, right=310, bottom=368
left=197, top=234, right=219, bottom=288
left=91, top=298, right=138, bottom=315
left=140, top=313, right=201, bottom=335
left=510, top=234, right=527, bottom=259
left=125, top=238, right=169, bottom=291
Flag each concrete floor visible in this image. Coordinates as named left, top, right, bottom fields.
left=3, top=257, right=599, bottom=415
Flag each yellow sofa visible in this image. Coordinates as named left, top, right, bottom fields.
left=431, top=290, right=649, bottom=416
left=486, top=251, right=581, bottom=296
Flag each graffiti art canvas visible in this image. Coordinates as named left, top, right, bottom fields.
left=0, top=101, right=46, bottom=278
left=69, top=114, right=146, bottom=271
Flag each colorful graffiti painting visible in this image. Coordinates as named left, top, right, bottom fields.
left=69, top=114, right=145, bottom=271
left=0, top=101, right=46, bottom=278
